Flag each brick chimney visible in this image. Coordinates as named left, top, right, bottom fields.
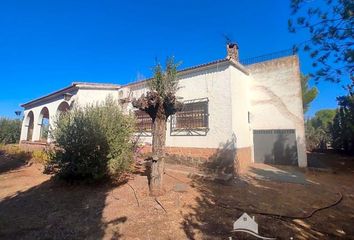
left=226, top=43, right=239, bottom=61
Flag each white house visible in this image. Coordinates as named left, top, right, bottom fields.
left=19, top=44, right=307, bottom=172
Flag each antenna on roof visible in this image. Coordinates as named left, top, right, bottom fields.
left=222, top=33, right=233, bottom=45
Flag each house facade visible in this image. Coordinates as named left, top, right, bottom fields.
left=20, top=44, right=307, bottom=172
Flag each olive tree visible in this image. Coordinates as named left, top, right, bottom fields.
left=132, top=57, right=182, bottom=196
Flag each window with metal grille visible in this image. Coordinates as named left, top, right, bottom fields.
left=135, top=110, right=152, bottom=132
left=171, top=98, right=209, bottom=136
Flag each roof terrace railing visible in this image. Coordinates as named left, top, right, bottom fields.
left=240, top=48, right=296, bottom=66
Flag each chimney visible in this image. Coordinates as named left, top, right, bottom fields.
left=226, top=43, right=239, bottom=61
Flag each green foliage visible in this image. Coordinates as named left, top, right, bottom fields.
left=312, top=109, right=336, bottom=129
left=305, top=109, right=336, bottom=151
left=133, top=57, right=183, bottom=120
left=0, top=118, right=21, bottom=144
left=305, top=122, right=323, bottom=151
left=301, top=74, right=318, bottom=113
left=289, top=0, right=353, bottom=83
left=330, top=93, right=354, bottom=154
left=306, top=95, right=354, bottom=154
left=148, top=57, right=180, bottom=97
left=49, top=97, right=135, bottom=181
left=32, top=149, right=50, bottom=165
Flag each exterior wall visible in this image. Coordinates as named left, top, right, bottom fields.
left=132, top=63, right=254, bottom=173
left=230, top=65, right=252, bottom=148
left=76, top=88, right=119, bottom=106
left=140, top=144, right=251, bottom=174
left=123, top=62, right=235, bottom=149
left=235, top=147, right=252, bottom=172
left=247, top=56, right=307, bottom=167
left=19, top=55, right=307, bottom=169
left=139, top=145, right=236, bottom=174
left=20, top=87, right=118, bottom=144
left=20, top=89, right=77, bottom=143
left=229, top=65, right=253, bottom=167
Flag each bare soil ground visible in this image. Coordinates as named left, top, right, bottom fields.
left=0, top=150, right=354, bottom=239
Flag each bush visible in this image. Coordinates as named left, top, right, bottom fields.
left=305, top=121, right=328, bottom=151
left=48, top=97, right=135, bottom=181
left=0, top=118, right=21, bottom=144
left=305, top=109, right=336, bottom=151
left=32, top=149, right=50, bottom=165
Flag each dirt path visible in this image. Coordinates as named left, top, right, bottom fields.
left=0, top=155, right=353, bottom=239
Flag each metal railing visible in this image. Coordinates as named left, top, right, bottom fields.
left=240, top=48, right=296, bottom=66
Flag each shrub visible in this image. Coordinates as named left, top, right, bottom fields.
left=48, top=97, right=135, bottom=181
left=0, top=118, right=21, bottom=144
left=32, top=149, right=50, bottom=165
left=305, top=109, right=336, bottom=151
left=305, top=121, right=327, bottom=151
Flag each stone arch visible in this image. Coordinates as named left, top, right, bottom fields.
left=56, top=101, right=70, bottom=116
left=38, top=107, right=50, bottom=142
left=24, top=111, right=34, bottom=141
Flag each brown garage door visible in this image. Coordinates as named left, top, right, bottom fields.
left=253, top=129, right=298, bottom=166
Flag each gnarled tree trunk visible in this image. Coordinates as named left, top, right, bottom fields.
left=132, top=57, right=182, bottom=196
left=150, top=104, right=167, bottom=196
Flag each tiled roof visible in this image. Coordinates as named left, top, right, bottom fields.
left=21, top=58, right=248, bottom=108
left=72, top=82, right=120, bottom=88
left=21, top=82, right=120, bottom=108
left=123, top=57, right=249, bottom=87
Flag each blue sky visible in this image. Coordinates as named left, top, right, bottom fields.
left=0, top=0, right=349, bottom=118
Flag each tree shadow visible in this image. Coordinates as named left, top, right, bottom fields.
left=202, top=137, right=237, bottom=177
left=307, top=150, right=354, bottom=172
left=183, top=134, right=241, bottom=183
left=181, top=136, right=244, bottom=239
left=0, top=148, right=32, bottom=175
left=264, top=134, right=298, bottom=166
left=0, top=178, right=127, bottom=239
left=180, top=139, right=353, bottom=239
left=247, top=166, right=309, bottom=185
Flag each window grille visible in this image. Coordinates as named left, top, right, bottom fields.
left=135, top=110, right=152, bottom=133
left=171, top=98, right=209, bottom=136
left=253, top=129, right=295, bottom=135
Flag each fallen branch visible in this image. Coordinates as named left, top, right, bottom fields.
left=155, top=197, right=167, bottom=213
left=127, top=182, right=140, bottom=207
left=164, top=171, right=190, bottom=184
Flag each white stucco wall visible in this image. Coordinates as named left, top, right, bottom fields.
left=20, top=90, right=77, bottom=142
left=122, top=62, right=235, bottom=149
left=230, top=65, right=252, bottom=149
left=19, top=56, right=307, bottom=167
left=248, top=56, right=307, bottom=167
left=76, top=88, right=119, bottom=106
left=20, top=86, right=119, bottom=143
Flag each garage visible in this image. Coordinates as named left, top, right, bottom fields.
left=253, top=129, right=298, bottom=166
